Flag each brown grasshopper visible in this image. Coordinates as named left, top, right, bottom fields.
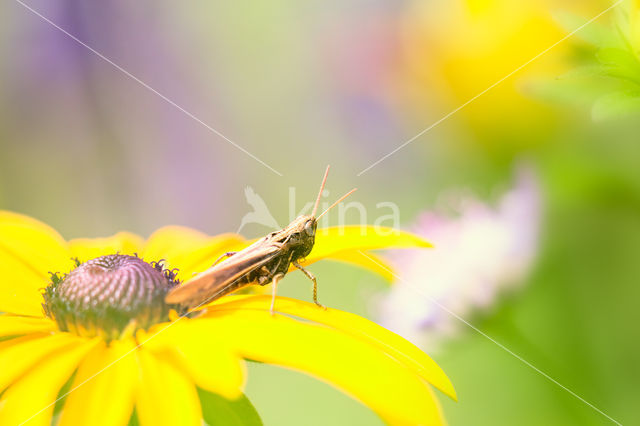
left=165, top=166, right=356, bottom=314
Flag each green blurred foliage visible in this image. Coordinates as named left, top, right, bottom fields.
left=540, top=4, right=640, bottom=121
left=198, top=388, right=263, bottom=426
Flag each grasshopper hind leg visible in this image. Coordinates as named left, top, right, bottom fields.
left=293, top=261, right=326, bottom=310
left=211, top=252, right=237, bottom=267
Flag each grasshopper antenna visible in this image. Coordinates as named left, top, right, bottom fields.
left=316, top=188, right=357, bottom=220
left=312, top=165, right=331, bottom=217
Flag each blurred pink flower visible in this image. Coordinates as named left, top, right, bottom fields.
left=379, top=167, right=541, bottom=351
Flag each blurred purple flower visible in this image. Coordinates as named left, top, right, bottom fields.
left=379, top=166, right=541, bottom=351
left=3, top=2, right=233, bottom=236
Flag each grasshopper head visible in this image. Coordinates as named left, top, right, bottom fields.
left=282, top=215, right=317, bottom=258
left=302, top=215, right=317, bottom=237
left=281, top=166, right=354, bottom=260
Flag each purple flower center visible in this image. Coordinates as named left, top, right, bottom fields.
left=43, top=254, right=181, bottom=340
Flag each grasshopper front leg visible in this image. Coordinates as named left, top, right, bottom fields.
left=293, top=261, right=326, bottom=310
left=270, top=273, right=285, bottom=315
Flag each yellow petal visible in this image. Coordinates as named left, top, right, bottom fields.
left=0, top=211, right=73, bottom=316
left=68, top=232, right=144, bottom=262
left=309, top=250, right=395, bottom=281
left=0, top=332, right=81, bottom=393
left=142, top=226, right=244, bottom=281
left=136, top=347, right=201, bottom=426
left=0, top=338, right=98, bottom=426
left=307, top=225, right=432, bottom=265
left=212, top=295, right=456, bottom=401
left=0, top=315, right=56, bottom=338
left=200, top=311, right=445, bottom=425
left=58, top=339, right=137, bottom=426
left=139, top=321, right=245, bottom=400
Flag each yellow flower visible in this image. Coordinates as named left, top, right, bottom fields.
left=0, top=211, right=455, bottom=425
left=631, top=0, right=640, bottom=52
left=400, top=0, right=605, bottom=144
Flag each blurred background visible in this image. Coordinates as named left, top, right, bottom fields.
left=1, top=0, right=639, bottom=424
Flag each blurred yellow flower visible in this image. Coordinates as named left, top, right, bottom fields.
left=631, top=0, right=640, bottom=49
left=0, top=211, right=455, bottom=425
left=400, top=0, right=605, bottom=144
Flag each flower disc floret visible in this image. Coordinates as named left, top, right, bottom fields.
left=42, top=254, right=180, bottom=340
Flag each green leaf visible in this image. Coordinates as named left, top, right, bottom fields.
left=198, top=388, right=263, bottom=426
left=596, top=48, right=640, bottom=85
left=591, top=89, right=640, bottom=121
left=52, top=371, right=76, bottom=416
left=528, top=68, right=607, bottom=106
left=127, top=408, right=140, bottom=426
left=553, top=10, right=616, bottom=46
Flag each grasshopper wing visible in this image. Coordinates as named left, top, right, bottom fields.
left=165, top=243, right=280, bottom=309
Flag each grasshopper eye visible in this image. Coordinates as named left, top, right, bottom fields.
left=304, top=221, right=315, bottom=236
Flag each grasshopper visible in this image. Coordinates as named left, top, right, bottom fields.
left=165, top=166, right=356, bottom=314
